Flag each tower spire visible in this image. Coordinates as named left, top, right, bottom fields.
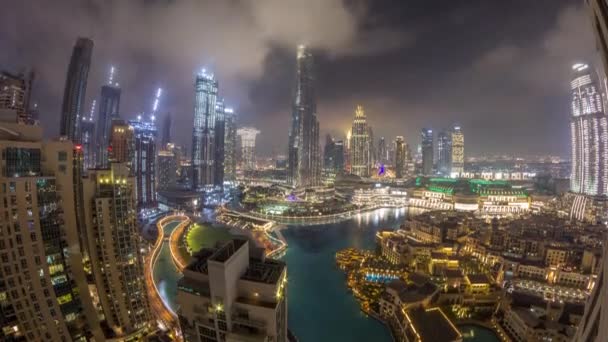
left=151, top=87, right=162, bottom=121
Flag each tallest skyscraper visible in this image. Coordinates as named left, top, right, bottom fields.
left=569, top=62, right=608, bottom=196
left=60, top=37, right=93, bottom=143
left=288, top=45, right=321, bottom=188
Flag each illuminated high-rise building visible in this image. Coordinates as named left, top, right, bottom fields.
left=0, top=113, right=104, bottom=341
left=191, top=70, right=219, bottom=190
left=451, top=125, right=464, bottom=177
left=157, top=148, right=178, bottom=191
left=437, top=130, right=452, bottom=176
left=109, top=119, right=134, bottom=165
left=161, top=112, right=172, bottom=147
left=287, top=45, right=321, bottom=187
left=569, top=62, right=608, bottom=195
left=575, top=5, right=608, bottom=341
left=323, top=135, right=345, bottom=184
left=350, top=105, right=372, bottom=177
left=81, top=100, right=96, bottom=170
left=82, top=163, right=152, bottom=338
left=0, top=69, right=34, bottom=123
left=421, top=128, right=434, bottom=175
left=213, top=99, right=226, bottom=186
left=223, top=107, right=237, bottom=182
left=95, top=66, right=121, bottom=168
left=237, top=127, right=260, bottom=170
left=395, top=136, right=405, bottom=178
left=60, top=37, right=93, bottom=143
left=405, top=142, right=416, bottom=177
left=378, top=137, right=388, bottom=165
left=129, top=117, right=157, bottom=207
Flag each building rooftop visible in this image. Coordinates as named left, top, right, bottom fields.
left=406, top=307, right=462, bottom=342
left=511, top=291, right=546, bottom=309
left=242, top=258, right=285, bottom=284
left=386, top=279, right=437, bottom=304
left=444, top=269, right=464, bottom=279
left=184, top=248, right=215, bottom=274
left=467, top=273, right=491, bottom=285
left=209, top=239, right=248, bottom=263
left=183, top=239, right=285, bottom=285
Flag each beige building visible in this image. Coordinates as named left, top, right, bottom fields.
left=545, top=247, right=568, bottom=267
left=0, top=117, right=102, bottom=340
left=177, top=238, right=288, bottom=342
left=82, top=163, right=152, bottom=338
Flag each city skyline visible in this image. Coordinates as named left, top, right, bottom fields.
left=0, top=1, right=595, bottom=157
left=4, top=1, right=608, bottom=341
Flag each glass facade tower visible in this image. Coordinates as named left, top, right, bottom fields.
left=191, top=71, right=219, bottom=190
left=288, top=45, right=321, bottom=188
left=60, top=37, right=93, bottom=143
left=95, top=83, right=121, bottom=168
left=569, top=63, right=608, bottom=195
left=437, top=130, right=452, bottom=176
left=421, top=128, right=434, bottom=175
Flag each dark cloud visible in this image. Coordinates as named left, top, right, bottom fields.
left=0, top=0, right=595, bottom=157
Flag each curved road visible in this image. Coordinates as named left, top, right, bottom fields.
left=145, top=215, right=189, bottom=337
left=152, top=220, right=183, bottom=313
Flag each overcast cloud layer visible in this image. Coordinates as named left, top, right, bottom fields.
left=0, top=0, right=597, bottom=157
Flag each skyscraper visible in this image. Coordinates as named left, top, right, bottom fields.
left=421, top=128, right=434, bottom=175
left=288, top=45, right=321, bottom=188
left=191, top=70, right=219, bottom=190
left=437, top=130, right=452, bottom=176
left=177, top=239, right=288, bottom=342
left=157, top=148, right=178, bottom=191
left=334, top=140, right=345, bottom=173
left=0, top=113, right=104, bottom=341
left=161, top=112, right=172, bottom=147
left=574, top=5, right=608, bottom=341
left=405, top=142, right=416, bottom=177
left=0, top=69, right=34, bottom=123
left=451, top=125, right=464, bottom=177
left=237, top=127, right=260, bottom=170
left=60, top=37, right=93, bottom=142
left=129, top=117, right=157, bottom=207
left=95, top=67, right=121, bottom=168
left=82, top=163, right=152, bottom=337
left=588, top=0, right=608, bottom=76
left=378, top=137, right=388, bottom=165
left=569, top=63, right=608, bottom=195
left=214, top=99, right=226, bottom=186
left=109, top=119, right=134, bottom=165
left=395, top=136, right=405, bottom=178
left=350, top=105, right=372, bottom=177
left=81, top=99, right=96, bottom=170
left=323, top=134, right=342, bottom=184
left=223, top=107, right=237, bottom=182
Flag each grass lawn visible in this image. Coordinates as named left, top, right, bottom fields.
left=185, top=223, right=233, bottom=255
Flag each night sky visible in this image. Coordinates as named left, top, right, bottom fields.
left=0, top=0, right=596, bottom=157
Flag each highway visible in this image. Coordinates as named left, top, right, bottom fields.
left=144, top=215, right=190, bottom=338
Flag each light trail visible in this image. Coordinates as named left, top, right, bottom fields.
left=145, top=214, right=190, bottom=338
left=169, top=219, right=190, bottom=270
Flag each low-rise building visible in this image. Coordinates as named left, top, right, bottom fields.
left=177, top=239, right=288, bottom=342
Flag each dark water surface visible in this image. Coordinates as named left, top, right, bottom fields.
left=282, top=208, right=410, bottom=342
